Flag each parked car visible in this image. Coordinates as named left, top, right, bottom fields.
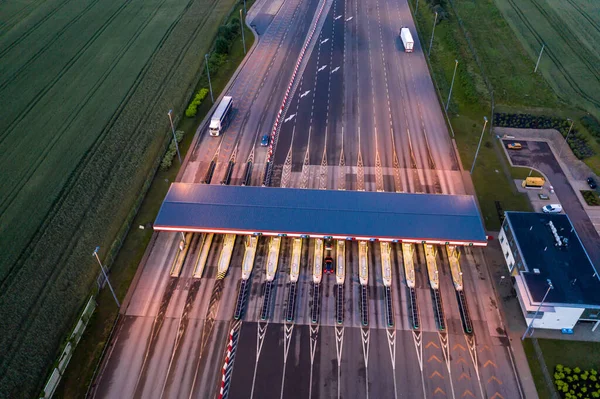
left=542, top=204, right=563, bottom=214
left=324, top=237, right=333, bottom=251
left=260, top=134, right=270, bottom=147
left=507, top=142, right=522, bottom=150
left=587, top=177, right=597, bottom=189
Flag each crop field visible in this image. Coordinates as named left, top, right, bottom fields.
left=0, top=0, right=236, bottom=396
left=494, top=0, right=600, bottom=118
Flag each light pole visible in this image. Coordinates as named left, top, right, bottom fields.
left=205, top=53, right=214, bottom=103
left=93, top=247, right=120, bottom=308
left=428, top=12, right=438, bottom=56
left=534, top=43, right=545, bottom=73
left=470, top=116, right=488, bottom=175
left=415, top=0, right=419, bottom=12
left=167, top=109, right=182, bottom=164
left=522, top=279, right=553, bottom=340
left=243, top=0, right=247, bottom=15
left=445, top=59, right=459, bottom=112
left=240, top=9, right=246, bottom=54
left=558, top=118, right=574, bottom=159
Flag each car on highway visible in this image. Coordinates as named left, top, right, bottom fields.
left=542, top=204, right=563, bottom=213
left=260, top=134, right=270, bottom=147
left=324, top=255, right=334, bottom=274
left=587, top=177, right=597, bottom=189
left=507, top=142, right=522, bottom=150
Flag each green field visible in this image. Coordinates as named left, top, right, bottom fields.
left=493, top=0, right=600, bottom=118
left=0, top=0, right=236, bottom=397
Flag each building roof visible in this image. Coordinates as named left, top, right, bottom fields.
left=506, top=211, right=600, bottom=307
left=153, top=184, right=487, bottom=245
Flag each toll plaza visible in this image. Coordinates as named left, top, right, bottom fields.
left=153, top=183, right=486, bottom=330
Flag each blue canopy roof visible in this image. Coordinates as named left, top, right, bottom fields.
left=153, top=184, right=487, bottom=245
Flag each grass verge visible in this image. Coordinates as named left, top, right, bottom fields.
left=523, top=338, right=600, bottom=399
left=523, top=339, right=554, bottom=399
left=54, top=9, right=255, bottom=398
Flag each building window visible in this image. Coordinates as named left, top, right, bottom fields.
left=500, top=236, right=504, bottom=244
left=503, top=223, right=509, bottom=232
left=526, top=311, right=544, bottom=319
left=505, top=251, right=510, bottom=259
left=517, top=261, right=523, bottom=270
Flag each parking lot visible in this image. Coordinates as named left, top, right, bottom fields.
left=504, top=139, right=600, bottom=267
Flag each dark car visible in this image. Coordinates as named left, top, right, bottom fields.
left=324, top=237, right=333, bottom=251
left=260, top=134, right=270, bottom=147
left=587, top=177, right=597, bottom=189
left=324, top=256, right=334, bottom=274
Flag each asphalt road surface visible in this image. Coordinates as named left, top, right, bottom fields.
left=92, top=0, right=525, bottom=396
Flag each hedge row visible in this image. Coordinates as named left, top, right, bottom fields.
left=184, top=18, right=243, bottom=118
left=494, top=113, right=595, bottom=159
left=554, top=364, right=600, bottom=398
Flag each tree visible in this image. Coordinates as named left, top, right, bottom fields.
left=218, top=25, right=234, bottom=41
left=215, top=37, right=231, bottom=54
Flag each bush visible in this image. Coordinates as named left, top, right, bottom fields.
left=160, top=130, right=185, bottom=171
left=185, top=88, right=209, bottom=117
left=555, top=365, right=600, bottom=399
left=215, top=37, right=231, bottom=54
left=229, top=19, right=240, bottom=35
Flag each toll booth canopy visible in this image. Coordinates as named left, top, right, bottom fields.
left=153, top=184, right=487, bottom=246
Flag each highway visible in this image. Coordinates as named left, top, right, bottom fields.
left=91, top=0, right=525, bottom=396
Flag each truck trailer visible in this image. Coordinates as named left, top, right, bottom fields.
left=209, top=96, right=233, bottom=136
left=400, top=27, right=414, bottom=53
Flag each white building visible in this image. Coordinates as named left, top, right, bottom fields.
left=499, top=212, right=600, bottom=332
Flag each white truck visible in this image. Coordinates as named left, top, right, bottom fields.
left=400, top=27, right=414, bottom=53
left=209, top=96, right=233, bottom=136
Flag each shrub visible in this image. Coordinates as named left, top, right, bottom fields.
left=216, top=37, right=231, bottom=54
left=185, top=88, right=209, bottom=117
left=160, top=130, right=185, bottom=171
left=229, top=19, right=240, bottom=35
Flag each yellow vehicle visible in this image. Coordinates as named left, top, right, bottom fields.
left=522, top=176, right=545, bottom=189
left=507, top=142, right=522, bottom=150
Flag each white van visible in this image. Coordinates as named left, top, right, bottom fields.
left=542, top=204, right=563, bottom=213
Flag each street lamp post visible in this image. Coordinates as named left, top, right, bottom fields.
left=445, top=59, right=459, bottom=112
left=470, top=116, right=489, bottom=175
left=205, top=53, right=214, bottom=103
left=522, top=279, right=553, bottom=340
left=93, top=247, right=120, bottom=308
left=167, top=109, right=182, bottom=164
left=240, top=9, right=246, bottom=54
left=428, top=12, right=438, bottom=56
left=558, top=118, right=574, bottom=159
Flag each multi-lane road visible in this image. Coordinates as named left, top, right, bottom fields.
left=92, top=0, right=526, bottom=397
